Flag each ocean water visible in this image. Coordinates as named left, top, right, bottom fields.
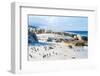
left=67, top=31, right=88, bottom=37
left=29, top=42, right=49, bottom=46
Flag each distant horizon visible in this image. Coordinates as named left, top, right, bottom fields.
left=28, top=15, right=88, bottom=32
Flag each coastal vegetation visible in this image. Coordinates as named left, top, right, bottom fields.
left=75, top=42, right=86, bottom=46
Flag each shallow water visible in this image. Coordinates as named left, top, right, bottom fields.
left=29, top=42, right=50, bottom=46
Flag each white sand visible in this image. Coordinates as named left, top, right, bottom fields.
left=28, top=42, right=88, bottom=61
left=28, top=33, right=88, bottom=61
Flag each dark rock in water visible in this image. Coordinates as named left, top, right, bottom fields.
left=28, top=31, right=38, bottom=44
left=81, top=36, right=88, bottom=41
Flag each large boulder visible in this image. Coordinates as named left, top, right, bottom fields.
left=28, top=31, right=38, bottom=44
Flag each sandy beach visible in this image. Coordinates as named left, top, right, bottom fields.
left=28, top=33, right=88, bottom=61
left=28, top=15, right=88, bottom=61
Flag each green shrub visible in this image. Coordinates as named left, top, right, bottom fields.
left=75, top=42, right=85, bottom=46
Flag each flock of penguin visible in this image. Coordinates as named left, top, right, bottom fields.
left=29, top=44, right=60, bottom=59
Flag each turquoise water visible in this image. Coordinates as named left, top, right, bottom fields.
left=67, top=31, right=88, bottom=37
left=29, top=42, right=50, bottom=46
